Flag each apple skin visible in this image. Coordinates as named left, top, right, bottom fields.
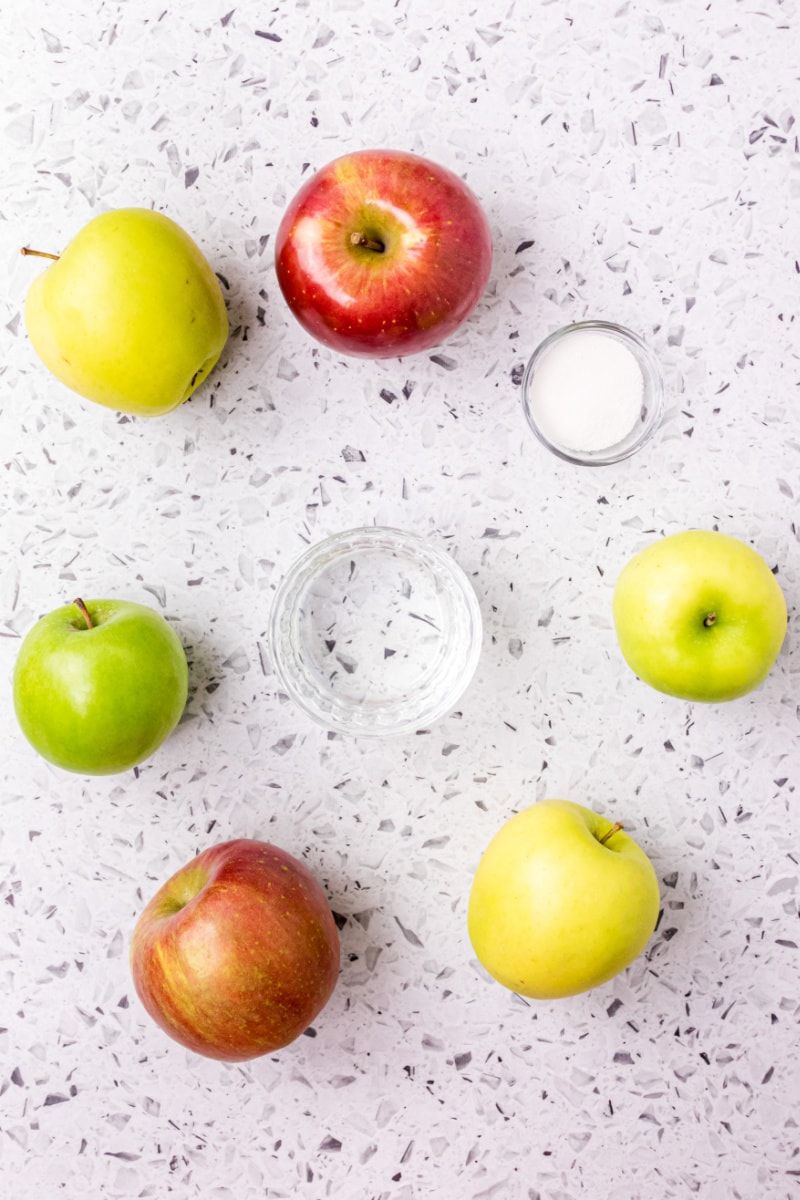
left=274, top=149, right=493, bottom=358
left=468, top=800, right=660, bottom=999
left=24, top=208, right=228, bottom=417
left=130, top=839, right=341, bottom=1061
left=13, top=598, right=188, bottom=775
left=613, top=530, right=787, bottom=702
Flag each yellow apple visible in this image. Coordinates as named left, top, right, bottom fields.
left=613, top=530, right=787, bottom=702
left=23, top=208, right=228, bottom=417
left=467, top=799, right=660, bottom=999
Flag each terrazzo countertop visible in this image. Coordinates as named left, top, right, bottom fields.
left=1, top=1, right=799, bottom=1196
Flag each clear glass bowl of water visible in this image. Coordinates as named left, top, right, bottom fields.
left=269, top=527, right=483, bottom=736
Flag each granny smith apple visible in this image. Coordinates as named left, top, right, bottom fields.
left=613, top=530, right=787, bottom=702
left=23, top=208, right=228, bottom=417
left=13, top=597, right=188, bottom=774
left=131, top=838, right=341, bottom=1060
left=275, top=149, right=492, bottom=358
left=468, top=800, right=660, bottom=999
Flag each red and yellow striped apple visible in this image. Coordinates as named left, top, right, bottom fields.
left=130, top=839, right=340, bottom=1060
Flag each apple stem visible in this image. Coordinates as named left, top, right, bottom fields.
left=349, top=232, right=385, bottom=253
left=73, top=598, right=94, bottom=630
left=598, top=821, right=624, bottom=846
left=20, top=247, right=60, bottom=261
left=704, top=612, right=717, bottom=627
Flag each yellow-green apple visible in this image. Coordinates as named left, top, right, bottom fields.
left=23, top=208, right=228, bottom=416
left=274, top=149, right=492, bottom=358
left=13, top=597, right=188, bottom=774
left=468, top=799, right=660, bottom=999
left=130, top=839, right=340, bottom=1060
left=613, top=530, right=787, bottom=702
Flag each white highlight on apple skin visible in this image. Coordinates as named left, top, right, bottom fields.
left=528, top=329, right=644, bottom=453
left=292, top=216, right=356, bottom=308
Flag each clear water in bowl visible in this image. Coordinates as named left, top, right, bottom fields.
left=270, top=527, right=482, bottom=736
left=301, top=548, right=450, bottom=706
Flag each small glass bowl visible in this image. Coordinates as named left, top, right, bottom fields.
left=269, top=527, right=483, bottom=736
left=521, top=320, right=664, bottom=466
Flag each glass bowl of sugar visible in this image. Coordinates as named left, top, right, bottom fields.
left=268, top=527, right=483, bottom=736
left=521, top=320, right=664, bottom=466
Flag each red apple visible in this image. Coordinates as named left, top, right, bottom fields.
left=130, top=839, right=340, bottom=1061
left=274, top=148, right=493, bottom=358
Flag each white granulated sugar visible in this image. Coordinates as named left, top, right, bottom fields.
left=529, top=330, right=644, bottom=453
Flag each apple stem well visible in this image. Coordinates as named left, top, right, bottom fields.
left=20, top=247, right=60, bottom=261
left=598, top=821, right=624, bottom=846
left=704, top=612, right=717, bottom=627
left=72, top=598, right=94, bottom=630
left=349, top=232, right=385, bottom=253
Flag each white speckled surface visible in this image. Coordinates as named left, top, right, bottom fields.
left=1, top=1, right=799, bottom=1196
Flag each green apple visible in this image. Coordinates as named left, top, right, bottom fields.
left=23, top=208, right=228, bottom=417
left=13, top=597, right=188, bottom=774
left=468, top=799, right=660, bottom=999
left=613, top=529, right=787, bottom=702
